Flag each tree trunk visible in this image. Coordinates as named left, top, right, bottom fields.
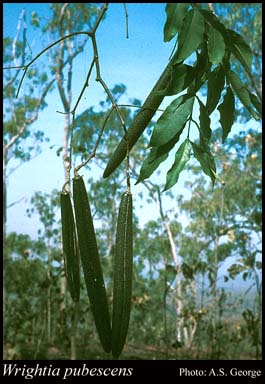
left=70, top=302, right=79, bottom=360
left=3, top=149, right=7, bottom=344
left=156, top=188, right=183, bottom=346
left=210, top=187, right=224, bottom=358
left=47, top=245, right=52, bottom=344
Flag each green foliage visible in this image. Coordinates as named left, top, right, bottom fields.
left=207, top=25, right=225, bottom=64
left=190, top=142, right=217, bottom=188
left=135, top=3, right=262, bottom=191
left=227, top=70, right=260, bottom=120
left=150, top=94, right=194, bottom=147
left=154, top=64, right=194, bottom=97
left=175, top=9, right=205, bottom=64
left=206, top=66, right=225, bottom=115
left=164, top=139, right=191, bottom=191
left=163, top=3, right=189, bottom=42
left=218, top=87, right=235, bottom=143
left=226, top=29, right=253, bottom=72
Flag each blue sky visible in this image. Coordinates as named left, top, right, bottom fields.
left=4, top=3, right=191, bottom=238
left=3, top=3, right=260, bottom=240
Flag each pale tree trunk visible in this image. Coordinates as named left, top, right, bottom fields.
left=56, top=4, right=77, bottom=359
left=70, top=302, right=79, bottom=360
left=211, top=187, right=224, bottom=358
left=163, top=274, right=169, bottom=350
left=183, top=279, right=197, bottom=348
left=144, top=183, right=184, bottom=346
left=163, top=220, right=183, bottom=345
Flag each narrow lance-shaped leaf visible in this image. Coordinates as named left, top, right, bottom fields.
left=154, top=64, right=194, bottom=97
left=248, top=92, right=262, bottom=117
left=206, top=65, right=225, bottom=115
left=164, top=3, right=190, bottom=42
left=207, top=25, right=225, bottom=65
left=164, top=138, right=192, bottom=191
left=188, top=49, right=211, bottom=94
left=228, top=70, right=259, bottom=120
left=191, top=141, right=217, bottom=188
left=197, top=97, right=211, bottom=145
left=150, top=94, right=194, bottom=147
left=136, top=126, right=185, bottom=184
left=226, top=29, right=253, bottom=72
left=174, top=9, right=205, bottom=64
left=218, top=86, right=235, bottom=143
left=199, top=9, right=227, bottom=40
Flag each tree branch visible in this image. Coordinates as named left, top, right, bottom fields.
left=5, top=77, right=55, bottom=151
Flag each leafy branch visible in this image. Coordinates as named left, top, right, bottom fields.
left=103, top=3, right=262, bottom=191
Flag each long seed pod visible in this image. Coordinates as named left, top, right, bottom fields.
left=60, top=192, right=80, bottom=302
left=73, top=175, right=111, bottom=353
left=112, top=191, right=133, bottom=358
left=103, top=57, right=178, bottom=178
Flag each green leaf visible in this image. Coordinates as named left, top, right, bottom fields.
left=199, top=9, right=227, bottom=39
left=164, top=3, right=190, bottom=42
left=248, top=92, right=262, bottom=117
left=217, top=86, right=235, bottom=143
left=154, top=64, right=194, bottom=96
left=197, top=98, right=211, bottom=145
left=242, top=271, right=249, bottom=282
left=226, top=29, right=253, bottom=72
left=227, top=70, right=259, bottom=120
left=182, top=262, right=194, bottom=279
left=136, top=127, right=185, bottom=184
left=206, top=66, right=225, bottom=115
left=191, top=141, right=217, bottom=188
left=150, top=94, right=194, bottom=147
left=227, top=263, right=245, bottom=279
left=164, top=139, right=191, bottom=191
left=207, top=25, right=225, bottom=65
left=174, top=9, right=205, bottom=64
left=188, top=50, right=211, bottom=94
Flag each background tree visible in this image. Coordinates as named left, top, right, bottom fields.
left=3, top=10, right=54, bottom=347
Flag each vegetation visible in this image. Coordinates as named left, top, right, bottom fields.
left=3, top=3, right=261, bottom=360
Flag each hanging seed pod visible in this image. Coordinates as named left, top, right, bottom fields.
left=73, top=175, right=111, bottom=353
left=60, top=192, right=80, bottom=302
left=112, top=191, right=133, bottom=358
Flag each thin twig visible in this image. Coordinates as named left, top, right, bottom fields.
left=7, top=197, right=25, bottom=209
left=123, top=3, right=129, bottom=39
left=117, top=103, right=165, bottom=113
left=7, top=31, right=90, bottom=98
left=91, top=33, right=126, bottom=132
left=74, top=106, right=114, bottom=176
left=70, top=58, right=95, bottom=114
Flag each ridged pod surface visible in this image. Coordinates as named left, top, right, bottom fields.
left=60, top=192, right=80, bottom=302
left=73, top=175, right=111, bottom=353
left=112, top=191, right=133, bottom=358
